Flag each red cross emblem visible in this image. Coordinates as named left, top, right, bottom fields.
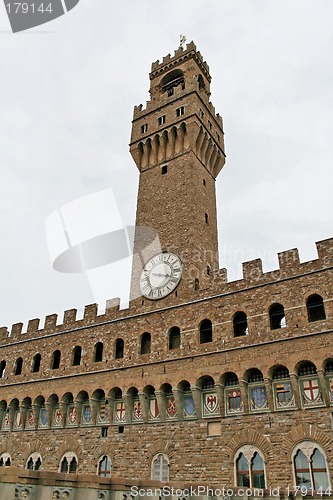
left=303, top=379, right=319, bottom=401
left=116, top=402, right=126, bottom=421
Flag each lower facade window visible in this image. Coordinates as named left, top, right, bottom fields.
left=59, top=452, right=78, bottom=473
left=236, top=446, right=266, bottom=488
left=26, top=453, right=42, bottom=470
left=98, top=455, right=111, bottom=477
left=152, top=453, right=169, bottom=482
left=293, top=442, right=330, bottom=490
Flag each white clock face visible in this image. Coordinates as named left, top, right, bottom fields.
left=140, top=252, right=183, bottom=300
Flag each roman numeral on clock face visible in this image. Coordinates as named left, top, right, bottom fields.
left=139, top=252, right=183, bottom=300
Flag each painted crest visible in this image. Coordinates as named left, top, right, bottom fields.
left=68, top=406, right=77, bottom=424
left=133, top=400, right=142, bottom=420
left=275, top=382, right=293, bottom=406
left=83, top=404, right=92, bottom=424
left=227, top=389, right=242, bottom=412
left=166, top=397, right=177, bottom=418
left=302, top=378, right=321, bottom=403
left=183, top=394, right=196, bottom=417
left=3, top=412, right=10, bottom=430
left=39, top=407, right=48, bottom=426
left=250, top=386, right=268, bottom=410
left=53, top=408, right=62, bottom=426
left=115, top=401, right=126, bottom=422
left=98, top=402, right=108, bottom=422
left=27, top=409, right=35, bottom=427
left=203, top=392, right=219, bottom=416
left=149, top=398, right=159, bottom=419
left=15, top=410, right=22, bottom=428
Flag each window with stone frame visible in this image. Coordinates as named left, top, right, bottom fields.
left=97, top=455, right=111, bottom=477
left=51, top=350, right=61, bottom=370
left=94, top=342, right=103, bottom=363
left=233, top=312, right=248, bottom=337
left=59, top=452, right=78, bottom=473
left=152, top=453, right=169, bottom=482
left=306, top=294, right=326, bottom=322
left=269, top=303, right=286, bottom=329
left=235, top=446, right=266, bottom=488
left=199, top=319, right=212, bottom=344
left=14, top=357, right=23, bottom=375
left=26, top=452, right=42, bottom=470
left=115, top=338, right=124, bottom=359
left=0, top=453, right=11, bottom=467
left=31, top=353, right=41, bottom=373
left=140, top=332, right=151, bottom=354
left=0, top=360, right=6, bottom=378
left=292, top=442, right=330, bottom=490
left=168, top=326, right=181, bottom=349
left=72, top=346, right=82, bottom=366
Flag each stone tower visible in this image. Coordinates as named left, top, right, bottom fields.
left=130, top=41, right=226, bottom=301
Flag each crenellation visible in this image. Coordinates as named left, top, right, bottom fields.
left=83, top=303, right=98, bottom=324
left=316, top=237, right=333, bottom=266
left=242, top=258, right=263, bottom=283
left=10, top=323, right=23, bottom=339
left=26, top=319, right=40, bottom=335
left=43, top=314, right=58, bottom=332
left=162, top=53, right=171, bottom=64
left=63, top=308, right=77, bottom=327
left=0, top=327, right=8, bottom=340
left=278, top=248, right=300, bottom=277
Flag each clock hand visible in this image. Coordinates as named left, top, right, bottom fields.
left=152, top=272, right=171, bottom=278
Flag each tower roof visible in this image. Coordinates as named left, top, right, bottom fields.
left=150, top=41, right=211, bottom=83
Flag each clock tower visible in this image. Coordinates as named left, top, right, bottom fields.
left=130, top=41, right=226, bottom=302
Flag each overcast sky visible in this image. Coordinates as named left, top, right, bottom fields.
left=1, top=0, right=333, bottom=330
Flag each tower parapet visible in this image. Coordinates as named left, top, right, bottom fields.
left=0, top=238, right=332, bottom=345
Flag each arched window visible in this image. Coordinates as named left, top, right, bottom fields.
left=235, top=446, right=266, bottom=488
left=14, top=357, right=23, bottom=375
left=307, top=294, right=326, bottom=322
left=168, top=327, right=181, bottom=349
left=293, top=442, right=330, bottom=489
left=31, top=353, right=41, bottom=373
left=94, top=342, right=103, bottom=363
left=26, top=453, right=42, bottom=471
left=269, top=303, right=286, bottom=329
left=98, top=455, right=111, bottom=477
left=161, top=69, right=185, bottom=96
left=115, top=338, right=124, bottom=359
left=0, top=453, right=11, bottom=467
left=140, top=332, right=151, bottom=355
left=72, top=346, right=82, bottom=366
left=51, top=350, right=61, bottom=370
left=0, top=360, right=6, bottom=378
left=233, top=312, right=248, bottom=337
left=200, top=319, right=212, bottom=344
left=59, top=452, right=78, bottom=474
left=152, top=453, right=169, bottom=482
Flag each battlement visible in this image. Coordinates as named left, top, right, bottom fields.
left=150, top=41, right=211, bottom=82
left=0, top=238, right=332, bottom=344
